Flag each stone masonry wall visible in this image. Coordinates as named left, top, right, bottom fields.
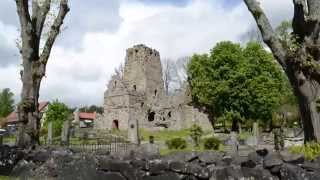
left=98, top=44, right=212, bottom=132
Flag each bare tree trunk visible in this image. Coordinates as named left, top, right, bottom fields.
left=287, top=67, right=320, bottom=141
left=15, top=0, right=69, bottom=147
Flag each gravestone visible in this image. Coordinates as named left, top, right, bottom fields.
left=128, top=118, right=140, bottom=145
left=0, top=135, right=3, bottom=145
left=229, top=132, right=239, bottom=154
left=47, top=121, right=53, bottom=145
left=245, top=122, right=259, bottom=146
left=61, top=121, right=70, bottom=146
left=252, top=122, right=259, bottom=146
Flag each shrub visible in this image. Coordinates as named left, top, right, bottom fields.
left=189, top=124, right=203, bottom=147
left=203, top=137, right=221, bottom=150
left=289, top=142, right=320, bottom=160
left=166, top=137, right=187, bottom=150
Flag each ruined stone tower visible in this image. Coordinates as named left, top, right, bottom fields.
left=124, top=44, right=164, bottom=98
left=95, top=44, right=212, bottom=133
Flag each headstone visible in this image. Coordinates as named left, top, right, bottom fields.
left=0, top=135, right=3, bottom=145
left=47, top=121, right=53, bottom=145
left=61, top=120, right=70, bottom=146
left=128, top=118, right=140, bottom=145
left=238, top=123, right=242, bottom=135
left=73, top=109, right=79, bottom=123
left=229, top=132, right=239, bottom=154
left=252, top=122, right=259, bottom=146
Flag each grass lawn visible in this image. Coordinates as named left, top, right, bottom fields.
left=139, top=128, right=213, bottom=142
left=139, top=128, right=224, bottom=156
left=3, top=135, right=15, bottom=144
left=159, top=143, right=225, bottom=156
left=0, top=176, right=10, bottom=180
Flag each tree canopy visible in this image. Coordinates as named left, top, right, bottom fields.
left=79, top=105, right=104, bottom=114
left=0, top=88, right=15, bottom=118
left=43, top=100, right=72, bottom=137
left=187, top=41, right=294, bottom=127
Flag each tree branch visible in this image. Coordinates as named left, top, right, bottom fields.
left=243, top=0, right=287, bottom=68
left=39, top=0, right=69, bottom=65
left=15, top=0, right=32, bottom=34
left=293, top=0, right=308, bottom=40
left=307, top=0, right=320, bottom=20
left=32, top=0, right=52, bottom=38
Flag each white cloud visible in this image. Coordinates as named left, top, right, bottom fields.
left=0, top=0, right=293, bottom=106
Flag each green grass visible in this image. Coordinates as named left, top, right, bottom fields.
left=160, top=143, right=224, bottom=156
left=140, top=128, right=212, bottom=142
left=140, top=129, right=190, bottom=142
left=3, top=135, right=15, bottom=144
left=0, top=176, right=10, bottom=180
left=238, top=131, right=251, bottom=141
left=289, top=142, right=320, bottom=160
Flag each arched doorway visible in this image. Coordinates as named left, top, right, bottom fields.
left=112, top=120, right=119, bottom=129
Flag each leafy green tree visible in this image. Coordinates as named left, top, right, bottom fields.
left=187, top=41, right=293, bottom=128
left=43, top=100, right=71, bottom=137
left=79, top=105, right=103, bottom=114
left=0, top=88, right=15, bottom=118
left=189, top=124, right=203, bottom=147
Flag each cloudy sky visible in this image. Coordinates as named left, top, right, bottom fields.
left=0, top=0, right=292, bottom=107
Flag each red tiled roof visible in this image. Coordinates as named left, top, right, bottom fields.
left=79, top=112, right=96, bottom=120
left=5, top=101, right=49, bottom=124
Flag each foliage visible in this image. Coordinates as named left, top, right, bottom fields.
left=79, top=105, right=103, bottom=114
left=203, top=137, right=221, bottom=150
left=189, top=124, right=204, bottom=147
left=0, top=118, right=6, bottom=128
left=187, top=41, right=294, bottom=127
left=289, top=142, right=320, bottom=160
left=140, top=129, right=191, bottom=142
left=238, top=131, right=251, bottom=141
left=0, top=88, right=15, bottom=118
left=43, top=100, right=71, bottom=137
left=165, top=137, right=187, bottom=150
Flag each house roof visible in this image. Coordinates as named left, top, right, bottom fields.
left=79, top=112, right=96, bottom=120
left=5, top=101, right=49, bottom=124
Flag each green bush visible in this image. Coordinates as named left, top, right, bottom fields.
left=203, top=137, right=221, bottom=150
left=289, top=142, right=320, bottom=160
left=189, top=124, right=203, bottom=147
left=165, top=137, right=187, bottom=150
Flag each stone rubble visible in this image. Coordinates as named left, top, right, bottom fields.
left=1, top=145, right=320, bottom=180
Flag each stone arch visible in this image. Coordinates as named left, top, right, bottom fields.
left=112, top=120, right=119, bottom=129
left=148, top=110, right=155, bottom=122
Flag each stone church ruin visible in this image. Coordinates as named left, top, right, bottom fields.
left=95, top=44, right=211, bottom=132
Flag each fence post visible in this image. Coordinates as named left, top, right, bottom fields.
left=0, top=135, right=3, bottom=146
left=47, top=122, right=53, bottom=145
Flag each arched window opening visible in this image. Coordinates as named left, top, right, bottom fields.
left=148, top=111, right=155, bottom=122
left=112, top=120, right=119, bottom=129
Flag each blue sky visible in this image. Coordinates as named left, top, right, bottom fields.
left=0, top=0, right=292, bottom=106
